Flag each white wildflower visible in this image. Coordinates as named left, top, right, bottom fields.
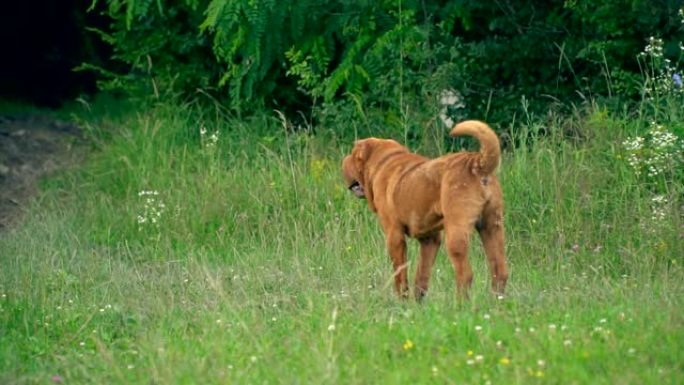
left=137, top=190, right=166, bottom=230
left=439, top=89, right=466, bottom=128
left=622, top=122, right=682, bottom=179
left=641, top=37, right=664, bottom=58
left=650, top=195, right=669, bottom=222
left=200, top=125, right=220, bottom=148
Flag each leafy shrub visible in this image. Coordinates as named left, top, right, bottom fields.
left=85, top=0, right=218, bottom=98
left=90, top=0, right=684, bottom=136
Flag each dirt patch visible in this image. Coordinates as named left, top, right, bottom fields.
left=0, top=114, right=83, bottom=231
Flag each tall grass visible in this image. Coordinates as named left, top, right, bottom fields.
left=0, top=97, right=682, bottom=384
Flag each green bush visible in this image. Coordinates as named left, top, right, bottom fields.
left=90, top=0, right=684, bottom=133
left=85, top=0, right=217, bottom=97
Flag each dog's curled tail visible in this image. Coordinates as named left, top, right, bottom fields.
left=449, top=120, right=501, bottom=175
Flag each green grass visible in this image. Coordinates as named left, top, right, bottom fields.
left=1, top=100, right=682, bottom=384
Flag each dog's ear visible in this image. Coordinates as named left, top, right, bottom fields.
left=352, top=139, right=375, bottom=180
left=352, top=139, right=377, bottom=212
left=351, top=138, right=377, bottom=212
left=353, top=139, right=372, bottom=163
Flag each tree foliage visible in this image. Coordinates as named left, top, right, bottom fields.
left=90, top=0, right=684, bottom=127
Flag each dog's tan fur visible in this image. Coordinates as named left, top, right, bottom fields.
left=342, top=120, right=508, bottom=299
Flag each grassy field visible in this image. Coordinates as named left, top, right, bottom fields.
left=1, top=98, right=682, bottom=384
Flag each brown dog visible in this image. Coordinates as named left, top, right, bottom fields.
left=342, top=120, right=508, bottom=300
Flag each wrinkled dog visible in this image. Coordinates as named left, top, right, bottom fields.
left=342, top=120, right=508, bottom=299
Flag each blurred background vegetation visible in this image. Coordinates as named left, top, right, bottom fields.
left=2, top=0, right=683, bottom=136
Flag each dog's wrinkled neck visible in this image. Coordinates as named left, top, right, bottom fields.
left=371, top=150, right=406, bottom=171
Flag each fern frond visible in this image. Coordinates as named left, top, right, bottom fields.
left=125, top=0, right=136, bottom=29
left=200, top=0, right=227, bottom=32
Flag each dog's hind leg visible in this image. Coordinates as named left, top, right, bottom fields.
left=385, top=227, right=410, bottom=299
left=445, top=223, right=474, bottom=300
left=415, top=234, right=441, bottom=301
left=478, top=192, right=508, bottom=295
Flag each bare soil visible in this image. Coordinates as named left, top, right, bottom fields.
left=0, top=114, right=83, bottom=231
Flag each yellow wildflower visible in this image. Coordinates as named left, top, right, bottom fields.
left=309, top=159, right=329, bottom=182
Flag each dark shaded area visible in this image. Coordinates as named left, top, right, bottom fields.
left=0, top=0, right=110, bottom=107
left=0, top=114, right=83, bottom=230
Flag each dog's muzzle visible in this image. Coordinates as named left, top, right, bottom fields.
left=348, top=181, right=365, bottom=198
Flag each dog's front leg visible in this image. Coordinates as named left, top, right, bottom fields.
left=385, top=228, right=409, bottom=299
left=415, top=234, right=441, bottom=301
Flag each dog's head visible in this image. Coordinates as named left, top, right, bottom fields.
left=342, top=138, right=405, bottom=202
left=342, top=153, right=365, bottom=198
